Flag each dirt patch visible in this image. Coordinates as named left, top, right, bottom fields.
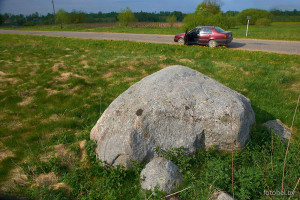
left=53, top=182, right=72, bottom=195
left=78, top=140, right=88, bottom=163
left=40, top=114, right=61, bottom=124
left=17, top=96, right=33, bottom=106
left=65, top=48, right=72, bottom=51
left=53, top=144, right=70, bottom=159
left=158, top=55, right=167, bottom=61
left=68, top=85, right=81, bottom=94
left=7, top=121, right=23, bottom=131
left=213, top=61, right=233, bottom=69
left=45, top=88, right=59, bottom=96
left=80, top=60, right=89, bottom=68
left=103, top=71, right=113, bottom=79
left=0, top=77, right=20, bottom=85
left=52, top=63, right=65, bottom=72
left=141, top=69, right=147, bottom=75
left=179, top=59, right=195, bottom=64
left=0, top=142, right=14, bottom=162
left=290, top=82, right=300, bottom=93
left=0, top=167, right=28, bottom=192
left=120, top=60, right=139, bottom=69
left=15, top=57, right=21, bottom=61
left=56, top=72, right=72, bottom=82
left=49, top=114, right=60, bottom=121
left=240, top=67, right=250, bottom=75
left=124, top=77, right=136, bottom=82
left=0, top=71, right=7, bottom=76
left=34, top=172, right=58, bottom=187
left=159, top=64, right=169, bottom=68
left=237, top=88, right=249, bottom=93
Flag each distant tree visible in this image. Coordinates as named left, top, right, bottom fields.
left=166, top=15, right=177, bottom=27
left=171, top=11, right=185, bottom=21
left=270, top=9, right=281, bottom=16
left=225, top=11, right=239, bottom=17
left=237, top=9, right=272, bottom=25
left=12, top=14, right=26, bottom=26
left=55, top=9, right=70, bottom=29
left=26, top=12, right=39, bottom=22
left=183, top=0, right=233, bottom=30
left=117, top=7, right=138, bottom=26
left=70, top=10, right=85, bottom=23
left=0, top=14, right=4, bottom=25
left=197, top=0, right=222, bottom=15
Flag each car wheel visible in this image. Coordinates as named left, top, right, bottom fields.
left=208, top=40, right=217, bottom=48
left=178, top=38, right=185, bottom=45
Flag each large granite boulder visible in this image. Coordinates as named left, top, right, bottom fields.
left=140, top=157, right=182, bottom=193
left=90, top=65, right=255, bottom=167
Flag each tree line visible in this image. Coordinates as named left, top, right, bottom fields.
left=0, top=10, right=186, bottom=26
left=0, top=4, right=299, bottom=27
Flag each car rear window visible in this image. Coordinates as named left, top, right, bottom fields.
left=200, top=28, right=212, bottom=34
left=214, top=27, right=225, bottom=33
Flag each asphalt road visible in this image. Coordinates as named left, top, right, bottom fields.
left=1, top=29, right=300, bottom=55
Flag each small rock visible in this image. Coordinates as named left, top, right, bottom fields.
left=263, top=119, right=291, bottom=141
left=140, top=157, right=182, bottom=194
left=211, top=191, right=234, bottom=200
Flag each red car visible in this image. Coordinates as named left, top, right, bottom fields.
left=174, top=26, right=233, bottom=47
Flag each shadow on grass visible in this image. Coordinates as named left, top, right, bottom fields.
left=0, top=193, right=29, bottom=200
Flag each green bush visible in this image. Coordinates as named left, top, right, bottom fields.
left=183, top=12, right=232, bottom=31
left=183, top=6, right=234, bottom=31
left=166, top=15, right=177, bottom=27
left=255, top=18, right=272, bottom=26
left=237, top=9, right=272, bottom=25
left=70, top=10, right=85, bottom=24
left=55, top=9, right=71, bottom=29
left=117, top=7, right=138, bottom=27
left=23, top=21, right=36, bottom=26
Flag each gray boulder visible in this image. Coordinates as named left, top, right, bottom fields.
left=90, top=65, right=255, bottom=167
left=140, top=157, right=182, bottom=194
left=263, top=119, right=291, bottom=141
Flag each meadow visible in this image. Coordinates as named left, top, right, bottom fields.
left=2, top=22, right=300, bottom=41
left=0, top=34, right=299, bottom=199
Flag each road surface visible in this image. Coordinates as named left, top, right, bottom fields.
left=0, top=29, right=299, bottom=55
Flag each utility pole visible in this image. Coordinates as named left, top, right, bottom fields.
left=52, top=0, right=56, bottom=24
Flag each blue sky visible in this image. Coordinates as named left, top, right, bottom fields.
left=0, top=0, right=300, bottom=15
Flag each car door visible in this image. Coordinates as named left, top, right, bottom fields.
left=187, top=28, right=200, bottom=44
left=199, top=28, right=212, bottom=44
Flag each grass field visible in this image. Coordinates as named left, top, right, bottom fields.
left=2, top=22, right=300, bottom=41
left=0, top=34, right=299, bottom=199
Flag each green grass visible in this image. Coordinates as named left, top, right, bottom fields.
left=0, top=34, right=299, bottom=199
left=2, top=22, right=300, bottom=41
